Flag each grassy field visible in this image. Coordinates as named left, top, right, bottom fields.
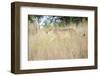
left=28, top=22, right=88, bottom=60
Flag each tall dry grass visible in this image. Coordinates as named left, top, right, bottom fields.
left=28, top=22, right=88, bottom=60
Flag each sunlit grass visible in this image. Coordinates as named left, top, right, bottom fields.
left=28, top=22, right=88, bottom=60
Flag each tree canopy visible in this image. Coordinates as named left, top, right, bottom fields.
left=28, top=15, right=87, bottom=28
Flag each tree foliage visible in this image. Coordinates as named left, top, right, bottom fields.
left=28, top=15, right=87, bottom=28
